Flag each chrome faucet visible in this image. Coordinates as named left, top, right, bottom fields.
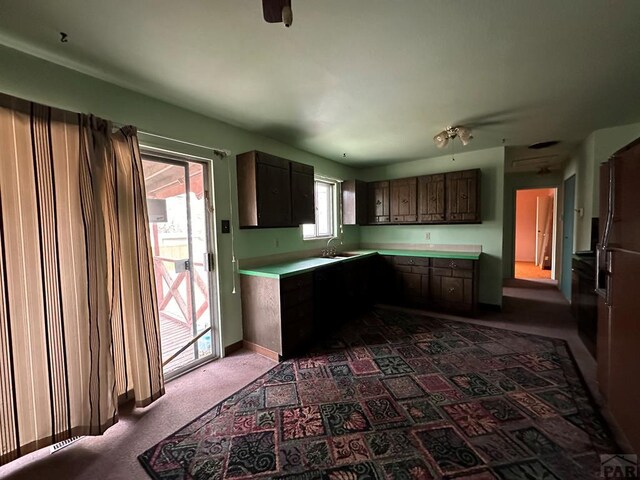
left=323, top=237, right=340, bottom=258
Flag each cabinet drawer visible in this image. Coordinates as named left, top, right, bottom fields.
left=394, top=256, right=430, bottom=267
left=281, top=273, right=313, bottom=292
left=452, top=269, right=473, bottom=279
left=431, top=267, right=452, bottom=277
left=432, top=258, right=474, bottom=270
left=411, top=266, right=431, bottom=275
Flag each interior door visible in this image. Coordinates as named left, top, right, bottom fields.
left=143, top=155, right=217, bottom=377
left=536, top=195, right=553, bottom=267
left=561, top=175, right=576, bottom=300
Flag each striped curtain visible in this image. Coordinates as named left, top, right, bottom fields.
left=0, top=93, right=164, bottom=465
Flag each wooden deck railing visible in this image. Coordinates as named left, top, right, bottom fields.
left=153, top=256, right=209, bottom=328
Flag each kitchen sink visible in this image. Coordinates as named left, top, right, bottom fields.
left=316, top=252, right=361, bottom=259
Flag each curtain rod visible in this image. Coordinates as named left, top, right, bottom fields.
left=112, top=122, right=231, bottom=158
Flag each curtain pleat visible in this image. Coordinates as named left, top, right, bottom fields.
left=0, top=93, right=164, bottom=465
left=112, top=127, right=165, bottom=407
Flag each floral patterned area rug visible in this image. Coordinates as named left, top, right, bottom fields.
left=139, top=308, right=616, bottom=479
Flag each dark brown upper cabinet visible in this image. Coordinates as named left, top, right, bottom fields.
left=290, top=161, right=315, bottom=225
left=418, top=174, right=446, bottom=223
left=342, top=179, right=368, bottom=225
left=445, top=169, right=481, bottom=223
left=390, top=177, right=418, bottom=223
left=236, top=150, right=314, bottom=228
left=367, top=181, right=390, bottom=224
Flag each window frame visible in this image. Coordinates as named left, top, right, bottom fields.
left=302, top=178, right=338, bottom=240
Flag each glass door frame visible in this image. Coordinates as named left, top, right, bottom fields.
left=141, top=148, right=221, bottom=380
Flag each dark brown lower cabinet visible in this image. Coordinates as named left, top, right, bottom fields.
left=430, top=258, right=477, bottom=314
left=392, top=256, right=430, bottom=306
left=241, top=272, right=314, bottom=359
left=571, top=255, right=597, bottom=357
left=241, top=253, right=479, bottom=359
left=376, top=255, right=478, bottom=314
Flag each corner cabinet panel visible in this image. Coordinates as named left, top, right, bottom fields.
left=291, top=161, right=315, bottom=225
left=446, top=169, right=481, bottom=223
left=390, top=177, right=418, bottom=223
left=368, top=181, right=390, bottom=224
left=418, top=174, right=446, bottom=223
left=343, top=179, right=368, bottom=225
left=241, top=272, right=314, bottom=359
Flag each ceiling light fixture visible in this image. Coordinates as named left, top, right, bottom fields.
left=433, top=126, right=473, bottom=149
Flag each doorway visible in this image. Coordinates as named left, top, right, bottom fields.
left=142, top=153, right=218, bottom=378
left=514, top=188, right=557, bottom=281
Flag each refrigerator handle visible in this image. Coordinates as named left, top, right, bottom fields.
left=596, top=158, right=615, bottom=297
left=605, top=250, right=613, bottom=306
left=602, top=158, right=616, bottom=249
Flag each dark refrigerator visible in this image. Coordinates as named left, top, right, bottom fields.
left=596, top=136, right=640, bottom=453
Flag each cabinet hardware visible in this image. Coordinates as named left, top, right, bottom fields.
left=449, top=261, right=457, bottom=268
left=448, top=287, right=456, bottom=294
left=376, top=200, right=382, bottom=205
left=461, top=193, right=468, bottom=200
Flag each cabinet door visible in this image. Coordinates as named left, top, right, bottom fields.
left=291, top=162, right=315, bottom=225
left=367, top=181, right=390, bottom=224
left=418, top=174, right=445, bottom=223
left=256, top=155, right=292, bottom=227
left=342, top=179, right=368, bottom=225
left=390, top=178, right=418, bottom=223
left=313, top=263, right=346, bottom=326
left=441, top=277, right=465, bottom=303
left=355, top=180, right=369, bottom=225
left=446, top=169, right=481, bottom=223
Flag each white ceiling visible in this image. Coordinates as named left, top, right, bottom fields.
left=1, top=0, right=639, bottom=166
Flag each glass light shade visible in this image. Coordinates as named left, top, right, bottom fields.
left=433, top=132, right=449, bottom=148
left=457, top=127, right=472, bottom=145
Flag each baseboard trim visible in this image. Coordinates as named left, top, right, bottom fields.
left=243, top=341, right=280, bottom=362
left=224, top=340, right=244, bottom=356
left=479, top=302, right=502, bottom=313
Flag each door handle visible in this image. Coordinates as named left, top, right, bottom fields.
left=203, top=253, right=215, bottom=272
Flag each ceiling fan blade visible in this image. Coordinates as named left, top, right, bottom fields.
left=262, top=0, right=291, bottom=23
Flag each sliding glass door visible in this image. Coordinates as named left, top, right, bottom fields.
left=142, top=153, right=218, bottom=377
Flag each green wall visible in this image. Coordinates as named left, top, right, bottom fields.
left=3, top=42, right=638, bottom=346
left=357, top=147, right=505, bottom=307
left=0, top=45, right=358, bottom=348
left=565, top=122, right=640, bottom=251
